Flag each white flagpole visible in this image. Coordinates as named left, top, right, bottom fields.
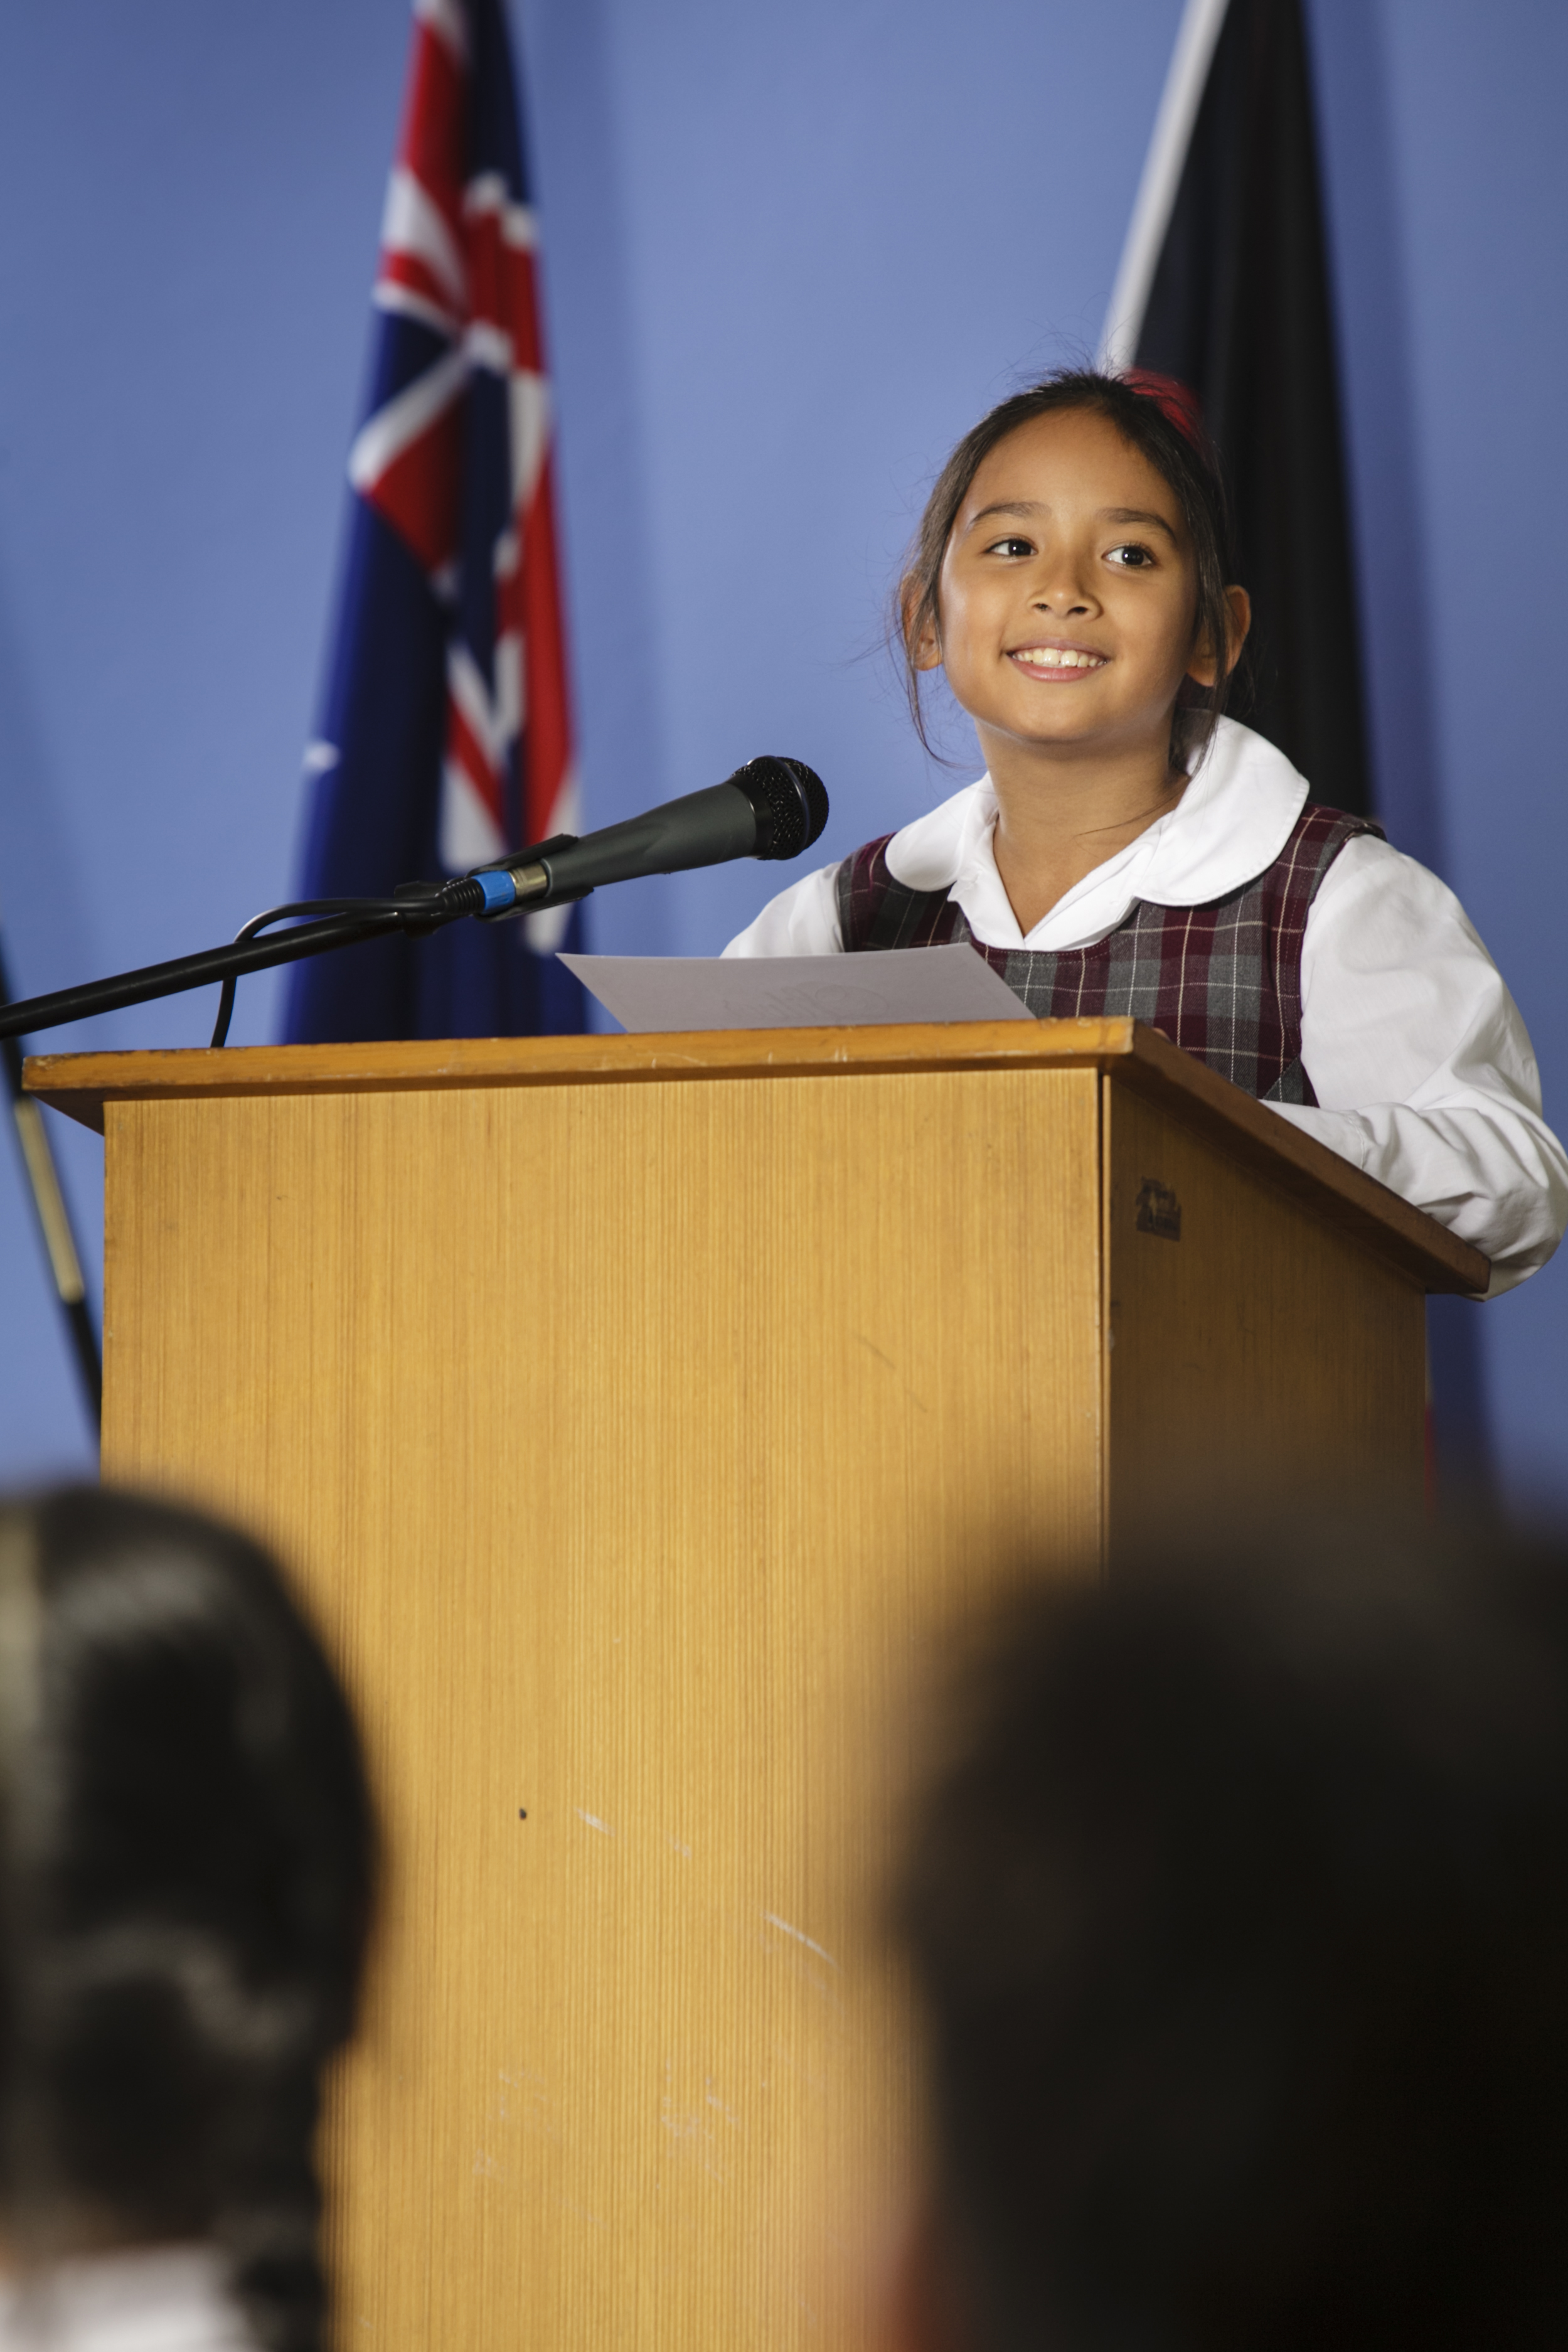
left=1098, top=0, right=1233, bottom=373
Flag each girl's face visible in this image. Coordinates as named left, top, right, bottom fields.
left=915, top=409, right=1240, bottom=773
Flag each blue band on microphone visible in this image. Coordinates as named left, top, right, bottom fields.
left=476, top=870, right=519, bottom=914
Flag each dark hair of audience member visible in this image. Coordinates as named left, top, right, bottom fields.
left=0, top=1486, right=375, bottom=2352
left=897, top=1526, right=1568, bottom=2352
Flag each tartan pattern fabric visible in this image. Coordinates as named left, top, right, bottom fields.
left=835, top=802, right=1383, bottom=1103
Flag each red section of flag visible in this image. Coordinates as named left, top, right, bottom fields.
left=398, top=22, right=465, bottom=237
left=520, top=457, right=572, bottom=839
left=365, top=401, right=464, bottom=577
left=447, top=686, right=501, bottom=831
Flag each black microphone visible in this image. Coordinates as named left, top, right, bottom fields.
left=462, top=756, right=829, bottom=919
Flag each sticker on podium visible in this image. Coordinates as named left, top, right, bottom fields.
left=558, top=943, right=1034, bottom=1032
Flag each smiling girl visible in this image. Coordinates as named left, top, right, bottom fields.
left=724, top=370, right=1567, bottom=1293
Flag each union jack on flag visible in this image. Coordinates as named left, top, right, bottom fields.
left=286, top=0, right=586, bottom=1042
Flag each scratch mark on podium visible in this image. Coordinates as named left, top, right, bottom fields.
left=855, top=1333, right=930, bottom=1413
left=764, top=1911, right=839, bottom=1969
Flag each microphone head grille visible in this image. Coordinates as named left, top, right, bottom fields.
left=742, top=757, right=830, bottom=860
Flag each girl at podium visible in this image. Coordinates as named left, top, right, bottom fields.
left=724, top=372, right=1567, bottom=1293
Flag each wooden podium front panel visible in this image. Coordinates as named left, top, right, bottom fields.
left=101, top=1064, right=1104, bottom=2351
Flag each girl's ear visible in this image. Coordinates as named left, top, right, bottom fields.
left=1187, top=584, right=1252, bottom=689
left=902, top=576, right=944, bottom=675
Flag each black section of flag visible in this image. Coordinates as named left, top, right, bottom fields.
left=1136, top=0, right=1370, bottom=815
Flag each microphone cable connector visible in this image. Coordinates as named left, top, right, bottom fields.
left=430, top=874, right=493, bottom=920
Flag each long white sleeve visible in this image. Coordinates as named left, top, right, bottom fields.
left=1272, top=836, right=1568, bottom=1293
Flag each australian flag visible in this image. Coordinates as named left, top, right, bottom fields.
left=285, top=0, right=587, bottom=1042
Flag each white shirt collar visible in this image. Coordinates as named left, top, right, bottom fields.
left=883, top=719, right=1312, bottom=952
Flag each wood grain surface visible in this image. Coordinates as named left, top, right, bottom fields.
left=28, top=1020, right=1488, bottom=1295
left=1102, top=1077, right=1427, bottom=1542
left=102, top=1065, right=1106, bottom=2351
left=37, top=1016, right=1133, bottom=1121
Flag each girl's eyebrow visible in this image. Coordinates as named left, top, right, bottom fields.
left=1101, top=506, right=1179, bottom=542
left=966, top=499, right=1048, bottom=528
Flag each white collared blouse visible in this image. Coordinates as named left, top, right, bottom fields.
left=723, top=720, right=1568, bottom=1294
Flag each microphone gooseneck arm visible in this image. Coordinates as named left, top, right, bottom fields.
left=0, top=906, right=423, bottom=1047
left=0, top=757, right=829, bottom=1048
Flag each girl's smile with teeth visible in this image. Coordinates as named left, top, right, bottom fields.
left=1010, top=643, right=1107, bottom=675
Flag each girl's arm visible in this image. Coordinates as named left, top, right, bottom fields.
left=722, top=862, right=844, bottom=957
left=1276, top=837, right=1568, bottom=1295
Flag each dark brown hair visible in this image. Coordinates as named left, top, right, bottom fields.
left=0, top=1487, right=375, bottom=2352
left=899, top=369, right=1244, bottom=772
left=898, top=1522, right=1568, bottom=2352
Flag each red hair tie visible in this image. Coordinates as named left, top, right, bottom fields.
left=1119, top=369, right=1206, bottom=452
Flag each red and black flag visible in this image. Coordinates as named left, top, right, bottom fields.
left=1102, top=0, right=1370, bottom=816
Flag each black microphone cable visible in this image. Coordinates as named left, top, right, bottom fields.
left=208, top=892, right=447, bottom=1046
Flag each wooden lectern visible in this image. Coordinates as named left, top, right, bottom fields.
left=30, top=1018, right=1484, bottom=2351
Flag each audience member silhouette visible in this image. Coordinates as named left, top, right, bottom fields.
left=0, top=1485, right=373, bottom=2352
left=895, top=1525, right=1568, bottom=2352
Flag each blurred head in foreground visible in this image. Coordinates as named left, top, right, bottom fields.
left=895, top=1525, right=1568, bottom=2352
left=0, top=1486, right=374, bottom=2352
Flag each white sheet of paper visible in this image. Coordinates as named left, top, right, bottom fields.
left=558, top=943, right=1033, bottom=1032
